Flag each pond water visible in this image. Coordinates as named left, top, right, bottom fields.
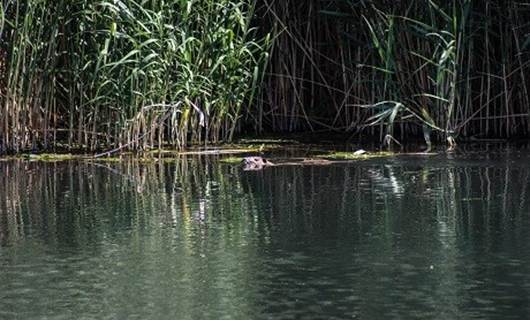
left=1, top=147, right=530, bottom=319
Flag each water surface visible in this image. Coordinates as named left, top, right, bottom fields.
left=1, top=148, right=530, bottom=319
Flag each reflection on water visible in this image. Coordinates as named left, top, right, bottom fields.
left=1, top=150, right=530, bottom=319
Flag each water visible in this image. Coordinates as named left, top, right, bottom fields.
left=1, top=148, right=530, bottom=319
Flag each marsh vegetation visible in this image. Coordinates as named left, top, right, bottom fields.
left=1, top=0, right=529, bottom=154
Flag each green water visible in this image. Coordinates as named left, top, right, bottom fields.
left=1, top=149, right=530, bottom=319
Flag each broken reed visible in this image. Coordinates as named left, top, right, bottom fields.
left=258, top=0, right=530, bottom=143
left=0, top=0, right=270, bottom=153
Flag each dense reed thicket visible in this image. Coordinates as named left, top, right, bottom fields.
left=258, top=0, right=530, bottom=145
left=0, top=0, right=269, bottom=153
left=1, top=0, right=529, bottom=153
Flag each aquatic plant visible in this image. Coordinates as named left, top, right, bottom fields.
left=0, top=0, right=270, bottom=153
left=1, top=0, right=529, bottom=154
left=258, top=0, right=530, bottom=145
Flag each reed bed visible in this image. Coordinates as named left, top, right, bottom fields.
left=0, top=0, right=269, bottom=153
left=258, top=0, right=530, bottom=145
left=1, top=0, right=529, bottom=153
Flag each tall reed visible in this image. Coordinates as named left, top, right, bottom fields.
left=1, top=1, right=529, bottom=153
left=0, top=0, right=270, bottom=153
left=258, top=0, right=530, bottom=145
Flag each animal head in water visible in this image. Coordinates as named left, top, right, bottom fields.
left=242, top=156, right=273, bottom=171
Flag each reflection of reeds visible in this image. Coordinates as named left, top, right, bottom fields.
left=1, top=155, right=529, bottom=249
left=0, top=157, right=265, bottom=247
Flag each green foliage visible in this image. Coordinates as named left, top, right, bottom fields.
left=0, top=0, right=270, bottom=153
left=316, top=151, right=395, bottom=160
left=220, top=156, right=244, bottom=164
left=1, top=0, right=529, bottom=153
left=337, top=0, right=468, bottom=141
left=262, top=0, right=530, bottom=144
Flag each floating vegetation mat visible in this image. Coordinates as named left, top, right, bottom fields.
left=220, top=157, right=245, bottom=164
left=315, top=151, right=395, bottom=160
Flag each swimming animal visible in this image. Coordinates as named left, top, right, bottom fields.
left=242, top=156, right=275, bottom=171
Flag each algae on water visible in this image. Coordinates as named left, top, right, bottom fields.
left=220, top=157, right=244, bottom=164
left=316, top=151, right=395, bottom=160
